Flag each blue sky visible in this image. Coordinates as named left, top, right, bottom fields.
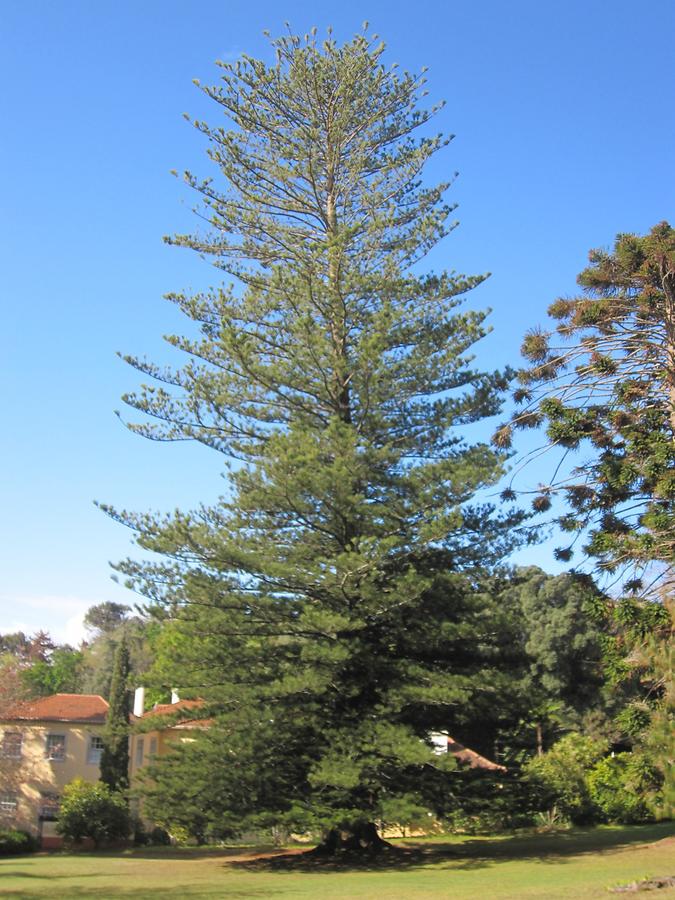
left=1, top=0, right=673, bottom=643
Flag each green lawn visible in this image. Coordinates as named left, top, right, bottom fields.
left=1, top=823, right=674, bottom=899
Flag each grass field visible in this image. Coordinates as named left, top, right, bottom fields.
left=0, top=823, right=674, bottom=899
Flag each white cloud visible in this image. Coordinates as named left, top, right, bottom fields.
left=0, top=594, right=106, bottom=646
left=60, top=611, right=89, bottom=647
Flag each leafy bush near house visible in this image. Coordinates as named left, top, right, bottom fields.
left=524, top=733, right=664, bottom=826
left=56, top=778, right=130, bottom=848
left=0, top=829, right=37, bottom=856
left=524, top=733, right=607, bottom=823
left=587, top=753, right=658, bottom=824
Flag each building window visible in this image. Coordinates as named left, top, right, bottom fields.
left=135, top=737, right=144, bottom=767
left=1, top=732, right=23, bottom=759
left=0, top=793, right=18, bottom=815
left=40, top=793, right=60, bottom=820
left=45, top=733, right=66, bottom=761
left=149, top=736, right=158, bottom=757
left=87, top=734, right=105, bottom=765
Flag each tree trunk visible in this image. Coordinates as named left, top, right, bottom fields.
left=310, top=821, right=394, bottom=857
left=661, top=268, right=675, bottom=437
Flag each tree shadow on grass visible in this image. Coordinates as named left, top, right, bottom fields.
left=0, top=872, right=104, bottom=880
left=0, top=889, right=279, bottom=899
left=34, top=844, right=282, bottom=862
left=228, top=823, right=675, bottom=875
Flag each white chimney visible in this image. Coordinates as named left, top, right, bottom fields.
left=429, top=732, right=449, bottom=755
left=170, top=689, right=180, bottom=705
left=133, top=687, right=146, bottom=718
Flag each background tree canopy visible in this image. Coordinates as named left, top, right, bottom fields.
left=495, top=223, right=675, bottom=595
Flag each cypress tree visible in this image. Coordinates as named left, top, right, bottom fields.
left=100, top=637, right=130, bottom=793
left=108, top=28, right=523, bottom=849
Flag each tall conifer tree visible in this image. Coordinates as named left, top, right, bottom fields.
left=109, top=29, right=522, bottom=847
left=100, top=637, right=130, bottom=793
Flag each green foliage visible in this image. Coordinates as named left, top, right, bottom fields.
left=0, top=830, right=37, bottom=856
left=0, top=631, right=39, bottom=660
left=525, top=733, right=667, bottom=827
left=137, top=719, right=308, bottom=843
left=503, top=569, right=606, bottom=710
left=142, top=573, right=530, bottom=836
left=442, top=771, right=544, bottom=834
left=0, top=630, right=86, bottom=701
left=83, top=602, right=130, bottom=635
left=587, top=754, right=657, bottom=824
left=0, top=656, right=25, bottom=715
left=482, top=568, right=611, bottom=759
left=80, top=615, right=155, bottom=699
left=615, top=702, right=652, bottom=738
left=499, top=222, right=675, bottom=591
left=56, top=779, right=130, bottom=848
left=110, top=28, right=524, bottom=837
left=378, top=794, right=432, bottom=835
left=148, top=826, right=171, bottom=845
left=643, top=705, right=675, bottom=820
left=2, top=613, right=153, bottom=707
left=628, top=598, right=675, bottom=819
left=524, top=733, right=607, bottom=823
left=20, top=647, right=84, bottom=697
left=100, top=638, right=130, bottom=793
left=588, top=592, right=674, bottom=820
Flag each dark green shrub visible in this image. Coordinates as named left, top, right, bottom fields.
left=0, top=829, right=38, bottom=856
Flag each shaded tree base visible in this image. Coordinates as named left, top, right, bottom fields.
left=309, top=822, right=396, bottom=858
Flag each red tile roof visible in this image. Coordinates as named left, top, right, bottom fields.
left=132, top=700, right=213, bottom=730
left=2, top=694, right=109, bottom=724
left=447, top=737, right=507, bottom=772
left=140, top=699, right=203, bottom=719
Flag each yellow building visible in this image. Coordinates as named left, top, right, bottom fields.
left=0, top=693, right=108, bottom=847
left=129, top=691, right=208, bottom=782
